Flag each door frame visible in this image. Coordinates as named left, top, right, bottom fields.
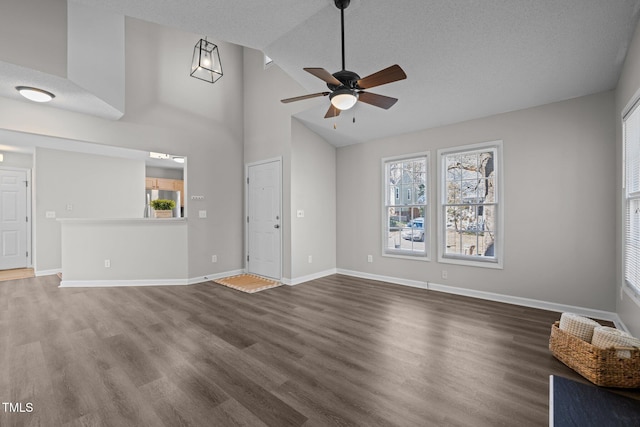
left=0, top=166, right=33, bottom=269
left=244, top=157, right=282, bottom=279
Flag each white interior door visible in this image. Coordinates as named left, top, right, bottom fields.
left=247, top=159, right=281, bottom=279
left=0, top=169, right=28, bottom=270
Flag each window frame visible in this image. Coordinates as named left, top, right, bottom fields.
left=381, top=152, right=430, bottom=260
left=437, top=140, right=504, bottom=269
left=623, top=99, right=640, bottom=296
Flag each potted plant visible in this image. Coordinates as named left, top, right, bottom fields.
left=150, top=199, right=176, bottom=218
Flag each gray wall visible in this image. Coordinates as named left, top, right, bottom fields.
left=243, top=47, right=303, bottom=281
left=0, top=0, right=67, bottom=77
left=61, top=219, right=188, bottom=282
left=336, top=91, right=616, bottom=311
left=0, top=152, right=33, bottom=169
left=243, top=48, right=338, bottom=282
left=34, top=147, right=145, bottom=272
left=616, top=18, right=640, bottom=336
left=0, top=18, right=245, bottom=279
left=291, top=118, right=336, bottom=279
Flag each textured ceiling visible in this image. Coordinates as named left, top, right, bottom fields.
left=0, top=61, right=124, bottom=120
left=15, top=0, right=640, bottom=146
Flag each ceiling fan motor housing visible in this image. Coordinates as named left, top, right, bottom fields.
left=335, top=0, right=350, bottom=10
left=329, top=70, right=361, bottom=91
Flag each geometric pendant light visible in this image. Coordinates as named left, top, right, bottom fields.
left=190, top=37, right=223, bottom=84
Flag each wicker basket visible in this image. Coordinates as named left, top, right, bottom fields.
left=549, top=322, right=640, bottom=388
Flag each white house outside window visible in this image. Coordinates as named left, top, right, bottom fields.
left=383, top=154, right=428, bottom=258
left=438, top=141, right=503, bottom=268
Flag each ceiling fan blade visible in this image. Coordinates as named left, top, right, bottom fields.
left=304, top=68, right=342, bottom=86
left=357, top=64, right=407, bottom=89
left=281, top=92, right=330, bottom=103
left=324, top=104, right=341, bottom=119
left=357, top=91, right=398, bottom=109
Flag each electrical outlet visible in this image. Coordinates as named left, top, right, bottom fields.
left=367, top=255, right=373, bottom=263
left=212, top=255, right=217, bottom=263
left=199, top=210, right=207, bottom=218
left=66, top=204, right=73, bottom=211
left=46, top=211, right=56, bottom=219
left=104, top=259, right=111, bottom=268
left=442, top=270, right=448, bottom=279
left=308, top=255, right=312, bottom=263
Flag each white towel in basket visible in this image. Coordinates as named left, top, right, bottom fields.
left=559, top=313, right=601, bottom=342
left=591, top=326, right=640, bottom=359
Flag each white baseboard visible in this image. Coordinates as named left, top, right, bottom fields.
left=190, top=269, right=246, bottom=285
left=282, top=268, right=337, bottom=286
left=35, top=268, right=61, bottom=277
left=59, top=268, right=246, bottom=288
left=60, top=278, right=188, bottom=288
left=336, top=268, right=428, bottom=290
left=428, top=281, right=622, bottom=323
left=336, top=269, right=624, bottom=329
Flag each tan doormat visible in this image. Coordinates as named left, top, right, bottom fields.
left=0, top=268, right=35, bottom=282
left=212, top=273, right=281, bottom=294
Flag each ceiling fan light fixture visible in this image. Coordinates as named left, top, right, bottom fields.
left=16, top=86, right=55, bottom=103
left=330, top=88, right=358, bottom=110
left=279, top=0, right=406, bottom=119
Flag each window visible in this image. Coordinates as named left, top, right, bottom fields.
left=383, top=154, right=428, bottom=258
left=624, top=102, right=640, bottom=294
left=438, top=141, right=503, bottom=267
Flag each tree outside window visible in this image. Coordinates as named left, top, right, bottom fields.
left=439, top=142, right=502, bottom=266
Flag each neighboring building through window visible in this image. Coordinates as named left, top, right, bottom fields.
left=383, top=154, right=428, bottom=258
left=438, top=141, right=503, bottom=267
left=624, top=101, right=640, bottom=294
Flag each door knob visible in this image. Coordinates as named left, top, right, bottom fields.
left=274, top=224, right=280, bottom=229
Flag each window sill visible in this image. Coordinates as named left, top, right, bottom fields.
left=383, top=252, right=430, bottom=262
left=438, top=255, right=502, bottom=269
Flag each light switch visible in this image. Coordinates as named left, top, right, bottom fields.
left=199, top=210, right=207, bottom=218
left=66, top=204, right=73, bottom=211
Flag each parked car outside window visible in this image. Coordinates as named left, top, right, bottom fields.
left=402, top=218, right=425, bottom=242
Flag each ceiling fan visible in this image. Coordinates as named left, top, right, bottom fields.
left=280, top=0, right=407, bottom=119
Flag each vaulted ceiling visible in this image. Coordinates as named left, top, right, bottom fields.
left=9, top=0, right=640, bottom=146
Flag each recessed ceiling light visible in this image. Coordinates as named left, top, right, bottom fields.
left=15, top=86, right=55, bottom=103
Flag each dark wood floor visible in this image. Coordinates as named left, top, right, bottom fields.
left=0, top=273, right=616, bottom=426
